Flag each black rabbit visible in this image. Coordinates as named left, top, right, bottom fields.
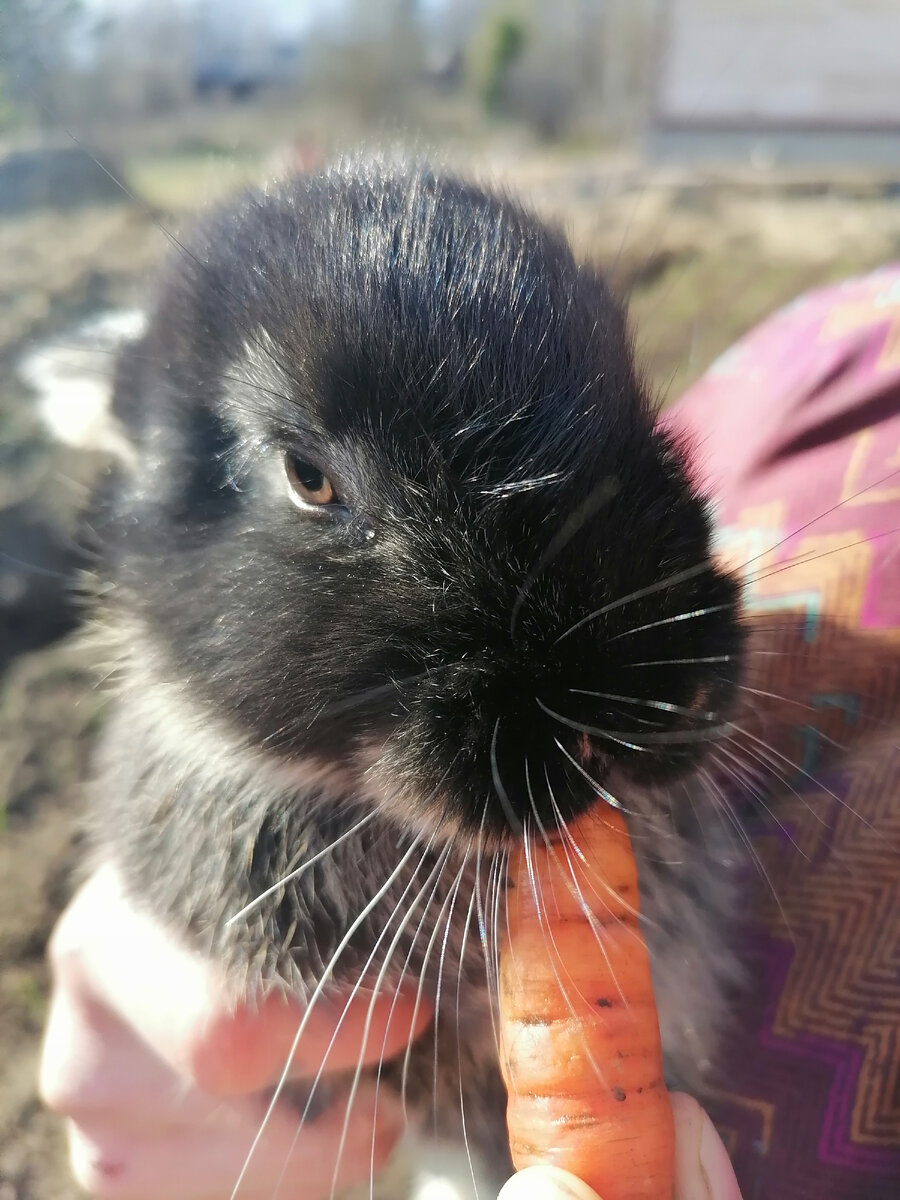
left=91, top=158, right=743, bottom=1191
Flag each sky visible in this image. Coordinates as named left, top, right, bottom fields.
left=65, top=0, right=462, bottom=70
left=79, top=0, right=451, bottom=38
left=79, top=0, right=329, bottom=38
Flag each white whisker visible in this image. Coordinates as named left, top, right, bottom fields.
left=456, top=881, right=481, bottom=1199
left=609, top=602, right=734, bottom=642
left=226, top=810, right=378, bottom=927
left=735, top=725, right=874, bottom=830
left=545, top=766, right=659, bottom=933
left=535, top=699, right=650, bottom=753
left=721, top=735, right=836, bottom=836
left=400, top=855, right=469, bottom=1123
left=552, top=737, right=643, bottom=817
left=698, top=764, right=794, bottom=940
left=229, top=834, right=423, bottom=1200
left=569, top=686, right=716, bottom=721
left=623, top=655, right=733, bottom=668
left=538, top=697, right=730, bottom=747
left=554, top=560, right=715, bottom=644
left=714, top=743, right=810, bottom=861
left=367, top=841, right=456, bottom=1199
left=272, top=837, right=444, bottom=1200
left=491, top=717, right=523, bottom=833
left=737, top=683, right=815, bottom=709
left=329, top=839, right=452, bottom=1200
left=432, top=843, right=472, bottom=1131
left=474, top=801, right=502, bottom=1054
left=519, top=797, right=611, bottom=1083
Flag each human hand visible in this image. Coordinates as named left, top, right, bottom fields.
left=496, top=1093, right=743, bottom=1199
left=40, top=867, right=742, bottom=1200
left=39, top=864, right=433, bottom=1199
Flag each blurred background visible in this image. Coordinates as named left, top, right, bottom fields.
left=1, top=2, right=900, bottom=1195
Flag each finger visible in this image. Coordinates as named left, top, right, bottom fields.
left=47, top=864, right=230, bottom=1084
left=50, top=865, right=434, bottom=1094
left=671, top=1092, right=743, bottom=1200
left=494, top=1095, right=744, bottom=1200
left=42, top=953, right=411, bottom=1197
left=497, top=1164, right=602, bottom=1199
left=40, top=976, right=207, bottom=1129
left=189, top=984, right=434, bottom=1094
left=64, top=1080, right=406, bottom=1200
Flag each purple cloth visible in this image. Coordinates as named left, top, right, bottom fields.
left=664, top=265, right=900, bottom=1197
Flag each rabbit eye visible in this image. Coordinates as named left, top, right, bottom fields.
left=285, top=453, right=336, bottom=508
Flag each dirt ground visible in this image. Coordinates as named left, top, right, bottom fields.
left=1, top=136, right=899, bottom=1196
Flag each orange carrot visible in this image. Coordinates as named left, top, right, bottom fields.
left=499, top=804, right=675, bottom=1200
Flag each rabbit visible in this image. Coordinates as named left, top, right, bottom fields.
left=88, top=157, right=744, bottom=1192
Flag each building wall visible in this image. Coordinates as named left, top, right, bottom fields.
left=654, top=0, right=900, bottom=130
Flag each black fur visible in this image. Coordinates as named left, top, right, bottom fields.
left=93, top=159, right=745, bottom=1189
left=103, top=162, right=741, bottom=839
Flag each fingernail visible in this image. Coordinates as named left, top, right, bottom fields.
left=697, top=1113, right=742, bottom=1200
left=672, top=1092, right=743, bottom=1200
left=497, top=1165, right=603, bottom=1200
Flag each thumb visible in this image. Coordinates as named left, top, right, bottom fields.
left=497, top=1165, right=601, bottom=1199
left=495, top=1095, right=743, bottom=1200
left=671, top=1092, right=743, bottom=1200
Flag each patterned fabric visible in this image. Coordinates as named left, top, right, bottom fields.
left=665, top=265, right=900, bottom=1198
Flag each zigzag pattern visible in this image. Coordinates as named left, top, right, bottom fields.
left=761, top=746, right=900, bottom=1154
left=717, top=513, right=900, bottom=772
left=706, top=508, right=900, bottom=1195
left=668, top=262, right=900, bottom=1197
